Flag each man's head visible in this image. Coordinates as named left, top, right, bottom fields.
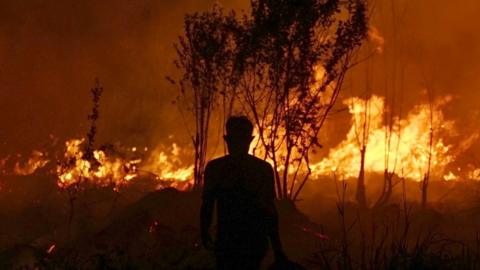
left=224, top=116, right=254, bottom=155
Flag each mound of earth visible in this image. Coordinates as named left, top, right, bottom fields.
left=50, top=188, right=325, bottom=269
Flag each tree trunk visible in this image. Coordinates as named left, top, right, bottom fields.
left=356, top=146, right=367, bottom=208
left=374, top=170, right=393, bottom=208
left=421, top=173, right=429, bottom=209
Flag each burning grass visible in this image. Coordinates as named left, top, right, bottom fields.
left=2, top=93, right=479, bottom=199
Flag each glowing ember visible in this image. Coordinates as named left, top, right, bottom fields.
left=148, top=220, right=160, bottom=233
left=310, top=95, right=456, bottom=181
left=47, top=244, right=56, bottom=254
left=0, top=156, right=9, bottom=175
left=298, top=225, right=329, bottom=240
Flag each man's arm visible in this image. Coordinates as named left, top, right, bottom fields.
left=200, top=163, right=215, bottom=249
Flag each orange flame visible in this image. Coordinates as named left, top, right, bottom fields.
left=141, top=143, right=194, bottom=189
left=55, top=139, right=193, bottom=191
left=310, top=95, right=456, bottom=181
left=13, top=150, right=49, bottom=175
left=57, top=139, right=140, bottom=190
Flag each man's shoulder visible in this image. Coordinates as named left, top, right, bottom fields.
left=248, top=155, right=273, bottom=170
left=206, top=155, right=271, bottom=169
left=205, top=156, right=229, bottom=169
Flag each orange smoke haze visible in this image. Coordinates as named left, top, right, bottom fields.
left=0, top=0, right=479, bottom=184
left=0, top=0, right=247, bottom=155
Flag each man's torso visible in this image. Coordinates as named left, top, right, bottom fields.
left=205, top=155, right=273, bottom=253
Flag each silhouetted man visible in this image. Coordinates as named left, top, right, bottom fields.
left=200, top=116, right=287, bottom=270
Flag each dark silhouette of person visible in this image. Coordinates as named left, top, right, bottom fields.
left=200, top=116, right=288, bottom=270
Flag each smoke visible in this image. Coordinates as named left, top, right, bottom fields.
left=340, top=0, right=480, bottom=164
left=0, top=0, right=246, bottom=155
left=370, top=0, right=480, bottom=113
left=0, top=0, right=478, bottom=162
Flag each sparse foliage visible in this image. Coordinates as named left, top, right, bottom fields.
left=237, top=0, right=368, bottom=199
left=175, top=6, right=241, bottom=188
left=175, top=0, right=368, bottom=198
left=85, top=78, right=103, bottom=163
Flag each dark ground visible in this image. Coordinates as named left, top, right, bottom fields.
left=2, top=171, right=480, bottom=269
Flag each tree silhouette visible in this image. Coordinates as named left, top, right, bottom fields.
left=175, top=6, right=241, bottom=188
left=175, top=0, right=368, bottom=198
left=237, top=0, right=368, bottom=199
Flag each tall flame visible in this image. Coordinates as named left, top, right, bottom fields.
left=310, top=95, right=456, bottom=181
left=3, top=92, right=478, bottom=194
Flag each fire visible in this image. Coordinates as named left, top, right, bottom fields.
left=55, top=139, right=194, bottom=191
left=310, top=95, right=456, bottom=181
left=13, top=150, right=50, bottom=175
left=1, top=137, right=195, bottom=192
left=249, top=92, right=460, bottom=183
left=468, top=168, right=480, bottom=181
left=3, top=92, right=474, bottom=194
left=249, top=65, right=337, bottom=171
left=443, top=171, right=459, bottom=181
left=57, top=139, right=140, bottom=189
left=141, top=143, right=194, bottom=189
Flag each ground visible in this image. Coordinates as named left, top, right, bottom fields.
left=2, top=172, right=480, bottom=269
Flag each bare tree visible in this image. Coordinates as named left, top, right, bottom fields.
left=353, top=95, right=372, bottom=208
left=421, top=86, right=434, bottom=209
left=84, top=78, right=103, bottom=163
left=237, top=0, right=368, bottom=200
left=174, top=0, right=367, bottom=198
left=175, top=6, right=241, bottom=188
left=371, top=0, right=410, bottom=208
